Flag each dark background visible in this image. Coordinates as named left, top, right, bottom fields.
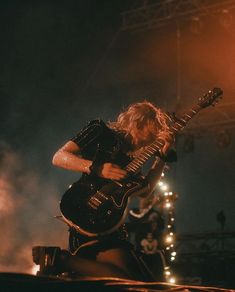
left=0, top=0, right=234, bottom=276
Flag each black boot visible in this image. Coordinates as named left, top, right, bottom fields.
left=32, top=246, right=70, bottom=276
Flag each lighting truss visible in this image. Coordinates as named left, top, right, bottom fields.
left=176, top=231, right=235, bottom=255
left=121, top=0, right=235, bottom=133
left=121, top=0, right=235, bottom=31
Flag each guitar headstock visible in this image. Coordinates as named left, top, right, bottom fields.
left=198, top=87, right=223, bottom=108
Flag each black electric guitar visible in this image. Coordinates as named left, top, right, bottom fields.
left=60, top=88, right=223, bottom=237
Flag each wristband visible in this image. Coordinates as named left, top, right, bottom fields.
left=89, top=160, right=102, bottom=176
left=156, top=149, right=177, bottom=163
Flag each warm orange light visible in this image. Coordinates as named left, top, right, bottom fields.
left=31, top=264, right=40, bottom=275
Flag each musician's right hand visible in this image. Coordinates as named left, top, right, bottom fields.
left=97, top=163, right=127, bottom=180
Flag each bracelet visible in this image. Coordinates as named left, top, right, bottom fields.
left=155, top=150, right=167, bottom=162
left=89, top=160, right=102, bottom=176
left=156, top=149, right=177, bottom=163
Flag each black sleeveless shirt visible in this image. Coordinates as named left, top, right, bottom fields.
left=71, top=119, right=131, bottom=167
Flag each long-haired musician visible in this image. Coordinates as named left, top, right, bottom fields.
left=49, top=101, right=176, bottom=280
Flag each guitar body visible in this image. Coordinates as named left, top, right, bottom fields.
left=60, top=176, right=143, bottom=237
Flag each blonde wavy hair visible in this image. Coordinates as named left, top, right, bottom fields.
left=109, top=101, right=171, bottom=146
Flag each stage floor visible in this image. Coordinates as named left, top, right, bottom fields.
left=0, top=273, right=234, bottom=292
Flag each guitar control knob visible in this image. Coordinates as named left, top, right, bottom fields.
left=107, top=210, right=112, bottom=215
left=126, top=183, right=132, bottom=187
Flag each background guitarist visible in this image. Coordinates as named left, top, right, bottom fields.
left=50, top=101, right=176, bottom=280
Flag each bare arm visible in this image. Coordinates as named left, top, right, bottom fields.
left=52, top=141, right=93, bottom=173
left=145, top=131, right=175, bottom=193
left=132, top=157, right=165, bottom=199
left=134, top=132, right=174, bottom=199
left=52, top=141, right=127, bottom=180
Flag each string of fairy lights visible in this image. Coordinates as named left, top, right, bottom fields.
left=156, top=172, right=178, bottom=284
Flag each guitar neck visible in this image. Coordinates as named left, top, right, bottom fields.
left=125, top=104, right=202, bottom=174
